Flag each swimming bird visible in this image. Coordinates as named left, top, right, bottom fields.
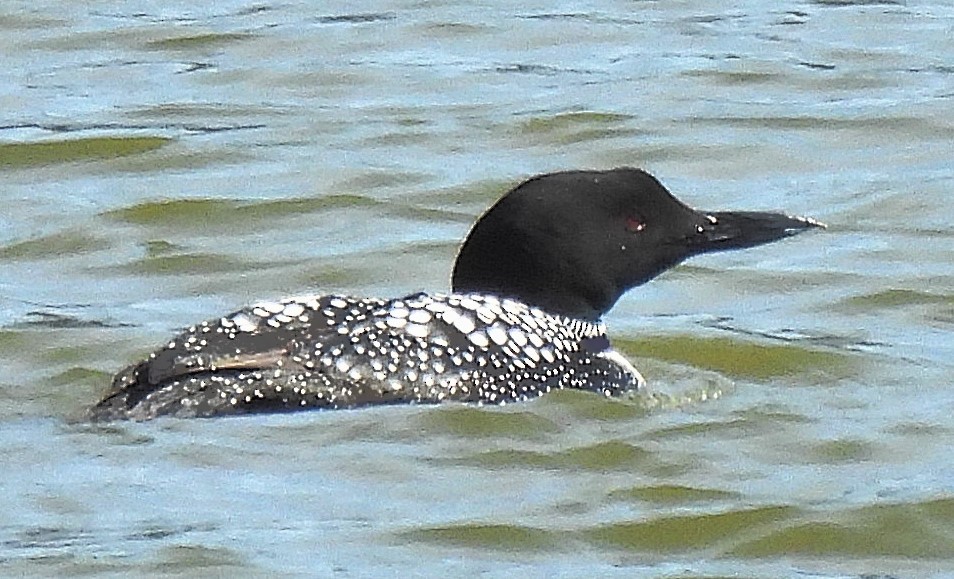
left=91, top=168, right=823, bottom=420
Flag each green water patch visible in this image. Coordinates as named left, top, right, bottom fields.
left=332, top=170, right=432, bottom=194
left=839, top=288, right=954, bottom=309
left=583, top=505, right=799, bottom=552
left=0, top=13, right=64, bottom=30
left=0, top=329, right=76, bottom=364
left=0, top=326, right=120, bottom=417
left=10, top=311, right=121, bottom=330
left=48, top=367, right=110, bottom=388
left=359, top=129, right=434, bottom=148
left=0, top=136, right=170, bottom=168
left=317, top=13, right=395, bottom=24
left=0, top=366, right=107, bottom=420
left=0, top=330, right=29, bottom=354
left=399, top=523, right=559, bottom=552
left=47, top=368, right=111, bottom=419
left=0, top=230, right=110, bottom=261
left=535, top=389, right=652, bottom=421
left=116, top=252, right=259, bottom=276
left=638, top=406, right=817, bottom=443
left=518, top=111, right=645, bottom=145
left=142, top=240, right=185, bottom=257
left=520, top=111, right=634, bottom=132
left=682, top=69, right=783, bottom=85
left=405, top=177, right=512, bottom=208
left=105, top=148, right=253, bottom=174
left=142, top=544, right=253, bottom=575
left=145, top=32, right=256, bottom=51
left=127, top=103, right=276, bottom=120
left=103, top=195, right=384, bottom=229
left=642, top=417, right=773, bottom=442
left=448, top=440, right=674, bottom=474
left=641, top=406, right=816, bottom=441
left=599, top=142, right=759, bottom=168
left=387, top=203, right=475, bottom=224
left=805, top=437, right=877, bottom=463
left=67, top=421, right=157, bottom=444
left=837, top=288, right=954, bottom=326
left=616, top=335, right=853, bottom=382
left=886, top=421, right=951, bottom=437
left=689, top=115, right=954, bottom=139
left=608, top=484, right=742, bottom=505
left=730, top=498, right=954, bottom=558
left=731, top=405, right=816, bottom=426
left=415, top=406, right=561, bottom=440
left=0, top=326, right=131, bottom=370
left=813, top=0, right=904, bottom=5
left=421, top=22, right=490, bottom=38
left=295, top=263, right=392, bottom=290
left=286, top=239, right=458, bottom=292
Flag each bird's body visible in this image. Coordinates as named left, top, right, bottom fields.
left=91, top=168, right=822, bottom=420
left=96, top=292, right=640, bottom=420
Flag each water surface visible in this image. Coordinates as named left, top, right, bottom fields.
left=2, top=0, right=953, bottom=577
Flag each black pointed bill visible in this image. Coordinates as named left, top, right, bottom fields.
left=694, top=211, right=826, bottom=252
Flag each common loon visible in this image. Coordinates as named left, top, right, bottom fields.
left=91, top=168, right=823, bottom=420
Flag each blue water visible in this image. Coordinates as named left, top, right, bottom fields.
left=2, top=1, right=954, bottom=576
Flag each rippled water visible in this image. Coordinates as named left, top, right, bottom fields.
left=2, top=0, right=953, bottom=576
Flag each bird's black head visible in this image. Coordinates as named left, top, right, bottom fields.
left=452, top=167, right=823, bottom=321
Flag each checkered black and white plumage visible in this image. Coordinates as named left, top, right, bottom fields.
left=95, top=292, right=644, bottom=420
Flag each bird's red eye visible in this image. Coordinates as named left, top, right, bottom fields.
left=625, top=216, right=645, bottom=233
